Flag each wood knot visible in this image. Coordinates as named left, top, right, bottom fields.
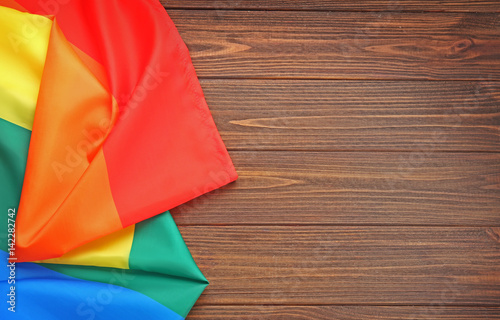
left=451, top=38, right=474, bottom=54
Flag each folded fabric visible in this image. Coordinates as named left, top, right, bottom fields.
left=1, top=0, right=237, bottom=262
left=0, top=1, right=236, bottom=318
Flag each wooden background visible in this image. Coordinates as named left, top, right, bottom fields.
left=161, top=1, right=500, bottom=319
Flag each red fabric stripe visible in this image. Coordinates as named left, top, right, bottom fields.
left=16, top=1, right=237, bottom=227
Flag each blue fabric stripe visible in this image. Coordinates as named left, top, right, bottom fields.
left=1, top=251, right=184, bottom=320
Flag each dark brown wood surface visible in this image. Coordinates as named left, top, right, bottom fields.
left=173, top=152, right=500, bottom=226
left=201, top=80, right=500, bottom=152
left=168, top=10, right=500, bottom=80
left=189, top=306, right=500, bottom=319
left=162, top=0, right=500, bottom=13
left=180, top=226, right=500, bottom=305
left=163, top=2, right=500, bottom=319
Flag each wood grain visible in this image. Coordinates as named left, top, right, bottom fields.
left=189, top=306, right=500, bottom=319
left=200, top=80, right=500, bottom=152
left=179, top=226, right=500, bottom=305
left=172, top=151, right=500, bottom=226
left=162, top=0, right=500, bottom=13
left=163, top=3, right=500, bottom=319
left=168, top=10, right=500, bottom=80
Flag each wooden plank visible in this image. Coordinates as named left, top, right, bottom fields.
left=180, top=226, right=500, bottom=305
left=201, top=80, right=500, bottom=152
left=189, top=306, right=500, bottom=319
left=162, top=1, right=500, bottom=13
left=171, top=152, right=500, bottom=226
left=167, top=10, right=500, bottom=80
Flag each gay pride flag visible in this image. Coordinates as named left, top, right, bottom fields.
left=0, top=1, right=237, bottom=318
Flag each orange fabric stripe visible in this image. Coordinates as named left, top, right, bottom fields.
left=0, top=0, right=26, bottom=11
left=15, top=19, right=121, bottom=262
left=16, top=150, right=122, bottom=261
left=70, top=43, right=109, bottom=92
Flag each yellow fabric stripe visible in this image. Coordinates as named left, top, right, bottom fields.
left=40, top=225, right=135, bottom=269
left=0, top=6, right=51, bottom=130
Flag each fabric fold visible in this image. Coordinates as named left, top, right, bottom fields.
left=6, top=0, right=237, bottom=262
left=0, top=1, right=234, bottom=318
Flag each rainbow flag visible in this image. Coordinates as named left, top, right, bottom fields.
left=0, top=1, right=237, bottom=318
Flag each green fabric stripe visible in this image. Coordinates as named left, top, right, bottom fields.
left=0, top=118, right=31, bottom=252
left=128, top=211, right=209, bottom=316
left=0, top=117, right=207, bottom=318
left=129, top=212, right=208, bottom=283
left=0, top=116, right=208, bottom=317
left=40, top=212, right=209, bottom=318
left=39, top=212, right=208, bottom=317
